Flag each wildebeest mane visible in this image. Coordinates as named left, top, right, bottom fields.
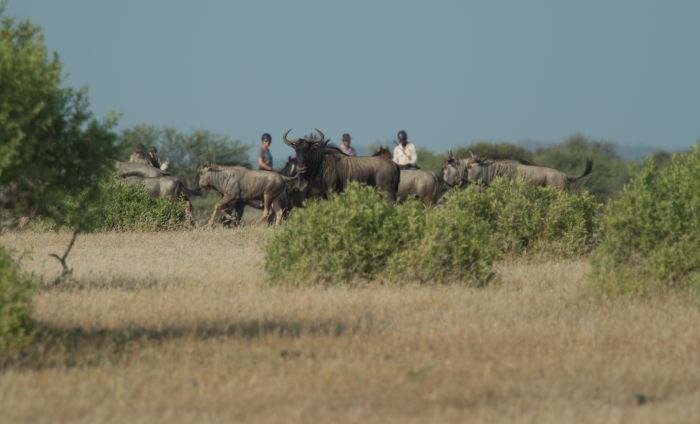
left=209, top=161, right=252, bottom=169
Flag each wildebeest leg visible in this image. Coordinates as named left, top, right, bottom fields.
left=209, top=194, right=236, bottom=227
left=233, top=201, right=245, bottom=227
left=256, top=193, right=273, bottom=225
left=183, top=200, right=195, bottom=227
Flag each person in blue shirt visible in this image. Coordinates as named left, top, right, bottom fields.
left=258, top=133, right=273, bottom=171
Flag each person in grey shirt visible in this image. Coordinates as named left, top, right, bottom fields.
left=258, top=132, right=273, bottom=171
left=340, top=133, right=357, bottom=156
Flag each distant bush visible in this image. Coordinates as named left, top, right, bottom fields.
left=0, top=247, right=34, bottom=360
left=80, top=177, right=188, bottom=232
left=592, top=144, right=700, bottom=295
left=265, top=183, right=498, bottom=286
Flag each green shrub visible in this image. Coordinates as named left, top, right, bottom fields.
left=442, top=178, right=601, bottom=257
left=592, top=144, right=700, bottom=295
left=265, top=179, right=600, bottom=285
left=387, top=200, right=499, bottom=286
left=266, top=183, right=408, bottom=284
left=82, top=177, right=188, bottom=232
left=0, top=247, right=35, bottom=359
left=265, top=183, right=497, bottom=285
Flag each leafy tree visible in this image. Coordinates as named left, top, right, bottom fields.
left=117, top=124, right=251, bottom=185
left=649, top=150, right=672, bottom=169
left=533, top=134, right=629, bottom=201
left=416, top=147, right=446, bottom=173
left=0, top=4, right=117, bottom=358
left=0, top=5, right=118, bottom=227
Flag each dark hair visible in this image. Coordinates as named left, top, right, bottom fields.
left=342, top=133, right=351, bottom=141
left=261, top=133, right=272, bottom=142
left=397, top=130, right=407, bottom=140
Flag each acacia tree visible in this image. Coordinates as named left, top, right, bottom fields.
left=0, top=5, right=118, bottom=228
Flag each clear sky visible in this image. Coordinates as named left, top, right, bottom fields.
left=7, top=0, right=700, bottom=160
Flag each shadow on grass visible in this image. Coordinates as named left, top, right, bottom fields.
left=4, top=314, right=378, bottom=370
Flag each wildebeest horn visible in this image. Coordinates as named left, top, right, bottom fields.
left=469, top=150, right=476, bottom=159
left=448, top=150, right=454, bottom=160
left=283, top=129, right=298, bottom=147
left=314, top=128, right=325, bottom=144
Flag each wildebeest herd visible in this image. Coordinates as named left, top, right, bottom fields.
left=116, top=129, right=593, bottom=227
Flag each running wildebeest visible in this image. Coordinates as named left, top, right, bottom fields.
left=283, top=129, right=400, bottom=201
left=123, top=175, right=196, bottom=225
left=374, top=146, right=443, bottom=204
left=218, top=159, right=308, bottom=228
left=195, top=164, right=296, bottom=227
left=466, top=153, right=593, bottom=190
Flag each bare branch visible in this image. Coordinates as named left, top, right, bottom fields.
left=48, top=231, right=78, bottom=286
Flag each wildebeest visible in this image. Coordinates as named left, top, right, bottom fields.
left=123, top=175, right=195, bottom=224
left=273, top=156, right=315, bottom=216
left=195, top=164, right=295, bottom=227
left=374, top=147, right=443, bottom=204
left=218, top=159, right=308, bottom=228
left=115, top=161, right=170, bottom=178
left=283, top=129, right=400, bottom=201
left=467, top=153, right=593, bottom=190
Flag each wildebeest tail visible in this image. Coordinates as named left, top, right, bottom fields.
left=568, top=159, right=593, bottom=182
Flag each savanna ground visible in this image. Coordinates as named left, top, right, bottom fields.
left=1, top=228, right=700, bottom=423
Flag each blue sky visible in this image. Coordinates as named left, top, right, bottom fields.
left=7, top=1, right=700, bottom=160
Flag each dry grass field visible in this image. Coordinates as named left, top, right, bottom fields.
left=1, top=229, right=700, bottom=423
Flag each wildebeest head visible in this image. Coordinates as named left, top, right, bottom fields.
left=195, top=164, right=216, bottom=191
left=282, top=128, right=326, bottom=175
left=279, top=156, right=298, bottom=177
left=372, top=146, right=392, bottom=160
left=442, top=150, right=480, bottom=188
left=466, top=156, right=491, bottom=185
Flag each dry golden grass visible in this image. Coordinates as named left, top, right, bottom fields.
left=1, top=229, right=700, bottom=423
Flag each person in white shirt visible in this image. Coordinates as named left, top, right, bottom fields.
left=392, top=130, right=418, bottom=169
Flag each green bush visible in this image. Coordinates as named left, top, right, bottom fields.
left=265, top=179, right=600, bottom=285
left=443, top=178, right=601, bottom=257
left=592, top=144, right=700, bottom=295
left=265, top=183, right=498, bottom=285
left=0, top=247, right=34, bottom=359
left=81, top=177, right=189, bottom=232
left=266, top=183, right=410, bottom=284
left=386, top=199, right=499, bottom=286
